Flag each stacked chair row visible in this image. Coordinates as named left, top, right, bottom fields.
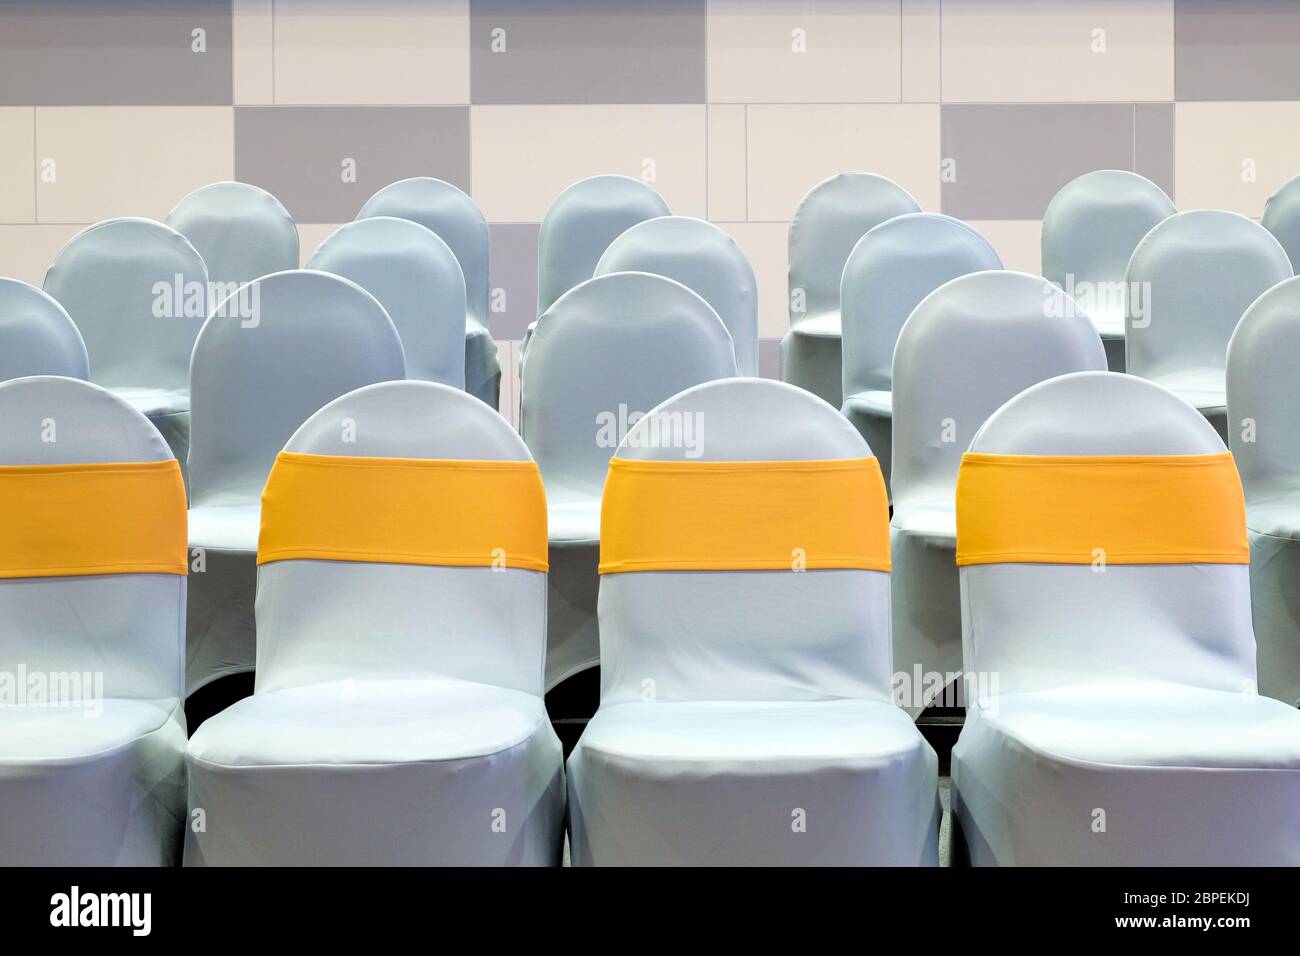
left=1, top=373, right=1297, bottom=866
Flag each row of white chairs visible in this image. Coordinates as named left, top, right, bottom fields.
left=1, top=372, right=1297, bottom=866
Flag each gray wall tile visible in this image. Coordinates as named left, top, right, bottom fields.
left=469, top=0, right=706, bottom=104
left=942, top=104, right=1138, bottom=220
left=758, top=338, right=780, bottom=380
left=1176, top=0, right=1300, bottom=101
left=0, top=0, right=232, bottom=106
left=234, top=106, right=470, bottom=223
left=1135, top=102, right=1175, bottom=198
left=488, top=222, right=539, bottom=339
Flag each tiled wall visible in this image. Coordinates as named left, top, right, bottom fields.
left=2, top=0, right=1298, bottom=417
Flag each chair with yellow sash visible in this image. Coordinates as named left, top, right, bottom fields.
left=890, top=270, right=1106, bottom=718
left=0, top=375, right=188, bottom=865
left=184, top=380, right=564, bottom=865
left=185, top=270, right=405, bottom=698
left=567, top=378, right=939, bottom=866
left=951, top=370, right=1300, bottom=866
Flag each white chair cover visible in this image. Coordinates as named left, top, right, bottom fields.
left=520, top=271, right=737, bottom=690
left=890, top=271, right=1106, bottom=717
left=43, top=218, right=208, bottom=467
left=1261, top=172, right=1300, bottom=273
left=0, top=277, right=89, bottom=381
left=568, top=378, right=939, bottom=865
left=594, top=216, right=757, bottom=376
left=309, top=217, right=467, bottom=388
left=0, top=376, right=186, bottom=865
left=185, top=380, right=564, bottom=865
left=1041, top=170, right=1175, bottom=371
left=839, top=213, right=1002, bottom=489
left=357, top=178, right=499, bottom=407
left=952, top=371, right=1300, bottom=865
left=165, top=181, right=298, bottom=292
left=1126, top=210, right=1291, bottom=441
left=1227, top=275, right=1300, bottom=707
left=781, top=172, right=920, bottom=408
left=185, top=270, right=405, bottom=695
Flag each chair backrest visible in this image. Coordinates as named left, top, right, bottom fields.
left=43, top=218, right=208, bottom=392
left=0, top=376, right=185, bottom=702
left=840, top=213, right=1001, bottom=398
left=0, top=277, right=89, bottom=381
left=595, top=216, right=758, bottom=376
left=788, top=172, right=920, bottom=329
left=1227, top=274, right=1300, bottom=503
left=1126, top=210, right=1291, bottom=382
left=537, top=175, right=670, bottom=317
left=959, top=371, right=1255, bottom=698
left=165, top=181, right=299, bottom=292
left=891, top=271, right=1107, bottom=514
left=1261, top=172, right=1300, bottom=272
left=187, top=270, right=406, bottom=506
left=520, top=272, right=736, bottom=501
left=253, top=380, right=547, bottom=696
left=1041, top=170, right=1175, bottom=326
left=597, top=378, right=893, bottom=704
left=308, top=217, right=467, bottom=388
left=356, top=177, right=490, bottom=335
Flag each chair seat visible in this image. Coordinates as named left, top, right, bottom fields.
left=954, top=681, right=1300, bottom=865
left=1147, top=369, right=1226, bottom=414
left=185, top=678, right=565, bottom=865
left=188, top=502, right=261, bottom=552
left=791, top=312, right=842, bottom=339
left=891, top=503, right=956, bottom=541
left=1083, top=302, right=1126, bottom=339
left=110, top=386, right=190, bottom=419
left=568, top=697, right=939, bottom=865
left=0, top=697, right=178, bottom=762
left=547, top=496, right=601, bottom=544
left=1247, top=497, right=1300, bottom=541
left=842, top=389, right=892, bottom=418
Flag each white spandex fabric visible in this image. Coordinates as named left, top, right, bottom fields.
left=890, top=271, right=1106, bottom=717
left=781, top=172, right=920, bottom=408
left=1125, top=210, right=1292, bottom=442
left=1261, top=172, right=1300, bottom=273
left=309, top=217, right=467, bottom=388
left=1041, top=170, right=1175, bottom=371
left=0, top=277, right=89, bottom=381
left=165, top=181, right=299, bottom=291
left=184, top=270, right=405, bottom=695
left=0, top=376, right=187, bottom=865
left=595, top=216, right=757, bottom=376
left=357, top=177, right=499, bottom=408
left=520, top=271, right=737, bottom=690
left=567, top=379, right=939, bottom=865
left=43, top=218, right=208, bottom=469
left=839, top=213, right=1002, bottom=490
left=185, top=381, right=564, bottom=866
left=1227, top=275, right=1300, bottom=707
left=952, top=371, right=1300, bottom=866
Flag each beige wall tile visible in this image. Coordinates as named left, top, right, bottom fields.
left=714, top=220, right=788, bottom=337
left=1175, top=102, right=1300, bottom=215
left=273, top=0, right=469, bottom=105
left=471, top=105, right=706, bottom=222
left=708, top=105, right=747, bottom=221
left=0, top=223, right=87, bottom=286
left=297, top=223, right=346, bottom=266
left=745, top=104, right=940, bottom=221
left=966, top=219, right=1042, bottom=276
left=941, top=0, right=1174, bottom=103
left=901, top=0, right=940, bottom=103
left=233, top=0, right=274, bottom=105
left=0, top=108, right=35, bottom=223
left=707, top=0, right=900, bottom=104
left=35, top=107, right=233, bottom=223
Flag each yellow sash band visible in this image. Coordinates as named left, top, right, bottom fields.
left=258, top=452, right=548, bottom=572
left=956, top=452, right=1249, bottom=567
left=599, top=456, right=890, bottom=574
left=0, top=459, right=186, bottom=579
